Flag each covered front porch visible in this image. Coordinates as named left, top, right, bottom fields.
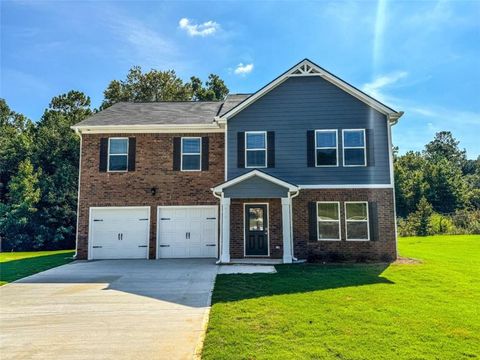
left=212, top=170, right=299, bottom=264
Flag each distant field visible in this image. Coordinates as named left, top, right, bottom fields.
left=203, top=235, right=480, bottom=359
left=0, top=250, right=74, bottom=286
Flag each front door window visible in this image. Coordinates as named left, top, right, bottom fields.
left=245, top=204, right=268, bottom=256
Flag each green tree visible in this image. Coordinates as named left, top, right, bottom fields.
left=101, top=67, right=229, bottom=109
left=0, top=99, right=34, bottom=202
left=394, top=151, right=429, bottom=217
left=0, top=159, right=41, bottom=250
left=32, top=91, right=92, bottom=249
left=407, top=197, right=433, bottom=236
left=190, top=74, right=229, bottom=101
left=424, top=131, right=467, bottom=171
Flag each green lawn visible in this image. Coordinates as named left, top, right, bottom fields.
left=203, top=235, right=480, bottom=360
left=0, top=250, right=74, bottom=286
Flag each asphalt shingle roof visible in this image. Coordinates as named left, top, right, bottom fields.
left=74, top=94, right=251, bottom=127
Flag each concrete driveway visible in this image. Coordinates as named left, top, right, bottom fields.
left=0, top=259, right=218, bottom=360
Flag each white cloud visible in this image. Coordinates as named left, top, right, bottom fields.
left=361, top=71, right=408, bottom=103
left=178, top=18, right=220, bottom=37
left=234, top=63, right=254, bottom=76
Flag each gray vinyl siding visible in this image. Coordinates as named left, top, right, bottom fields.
left=227, top=76, right=391, bottom=185
left=223, top=176, right=289, bottom=198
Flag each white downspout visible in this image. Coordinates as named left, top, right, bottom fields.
left=73, top=128, right=82, bottom=259
left=289, top=189, right=300, bottom=261
left=212, top=190, right=223, bottom=264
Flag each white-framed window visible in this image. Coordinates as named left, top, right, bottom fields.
left=345, top=201, right=370, bottom=241
left=317, top=202, right=341, bottom=240
left=108, top=137, right=128, bottom=172
left=245, top=131, right=267, bottom=168
left=343, top=129, right=366, bottom=166
left=315, top=130, right=338, bottom=167
left=181, top=137, right=201, bottom=171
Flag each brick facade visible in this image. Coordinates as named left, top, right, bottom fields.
left=76, top=132, right=224, bottom=260
left=292, top=188, right=397, bottom=262
left=229, top=198, right=283, bottom=259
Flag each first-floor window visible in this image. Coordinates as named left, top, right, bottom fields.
left=181, top=137, right=201, bottom=171
left=317, top=202, right=341, bottom=240
left=345, top=202, right=369, bottom=240
left=245, top=131, right=267, bottom=168
left=108, top=138, right=128, bottom=171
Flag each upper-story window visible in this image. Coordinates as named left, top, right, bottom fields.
left=315, top=130, right=338, bottom=167
left=245, top=131, right=267, bottom=168
left=343, top=129, right=366, bottom=166
left=181, top=137, right=201, bottom=171
left=108, top=138, right=128, bottom=172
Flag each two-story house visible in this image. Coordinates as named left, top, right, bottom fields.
left=72, top=59, right=403, bottom=263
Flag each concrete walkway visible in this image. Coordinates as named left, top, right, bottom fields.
left=0, top=259, right=218, bottom=360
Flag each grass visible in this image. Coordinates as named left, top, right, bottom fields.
left=202, top=235, right=480, bottom=359
left=0, top=250, right=74, bottom=286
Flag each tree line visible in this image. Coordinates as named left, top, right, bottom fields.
left=394, top=132, right=480, bottom=236
left=1, top=66, right=478, bottom=251
left=0, top=68, right=228, bottom=251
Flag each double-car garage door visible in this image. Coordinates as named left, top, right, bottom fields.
left=89, top=206, right=217, bottom=260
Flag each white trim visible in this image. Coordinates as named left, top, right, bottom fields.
left=314, top=129, right=339, bottom=167
left=155, top=205, right=219, bottom=260
left=299, top=184, right=393, bottom=189
left=107, top=137, right=129, bottom=172
left=387, top=122, right=399, bottom=254
left=316, top=201, right=341, bottom=241
left=212, top=169, right=299, bottom=193
left=88, top=206, right=151, bottom=260
left=71, top=123, right=224, bottom=134
left=224, top=122, right=228, bottom=181
left=74, top=131, right=82, bottom=258
left=281, top=197, right=293, bottom=263
left=344, top=201, right=370, bottom=241
left=220, top=197, right=231, bottom=263
left=342, top=129, right=367, bottom=167
left=245, top=131, right=267, bottom=168
left=180, top=137, right=202, bottom=172
left=218, top=59, right=402, bottom=121
left=243, top=202, right=270, bottom=257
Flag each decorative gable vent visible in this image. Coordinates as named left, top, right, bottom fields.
left=291, top=63, right=321, bottom=76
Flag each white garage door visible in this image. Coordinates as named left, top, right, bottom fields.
left=89, top=207, right=150, bottom=260
left=157, top=206, right=218, bottom=258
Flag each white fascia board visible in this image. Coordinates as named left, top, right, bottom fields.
left=212, top=170, right=299, bottom=193
left=299, top=184, right=394, bottom=189
left=71, top=123, right=224, bottom=134
left=218, top=59, right=403, bottom=122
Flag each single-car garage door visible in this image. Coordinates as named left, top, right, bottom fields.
left=89, top=207, right=150, bottom=260
left=157, top=206, right=218, bottom=258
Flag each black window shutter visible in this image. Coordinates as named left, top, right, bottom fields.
left=307, top=130, right=315, bottom=167
left=128, top=137, right=136, bottom=171
left=99, top=138, right=108, bottom=172
left=201, top=137, right=209, bottom=171
left=308, top=202, right=318, bottom=241
left=267, top=131, right=275, bottom=168
left=368, top=202, right=379, bottom=241
left=173, top=137, right=181, bottom=171
left=366, top=129, right=375, bottom=167
left=237, top=132, right=245, bottom=168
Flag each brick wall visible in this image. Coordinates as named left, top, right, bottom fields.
left=292, top=188, right=397, bottom=262
left=230, top=198, right=283, bottom=259
left=76, top=132, right=224, bottom=259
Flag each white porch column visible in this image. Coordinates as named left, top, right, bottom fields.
left=281, top=197, right=293, bottom=263
left=220, top=197, right=231, bottom=263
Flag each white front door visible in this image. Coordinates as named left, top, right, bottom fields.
left=89, top=207, right=150, bottom=260
left=157, top=206, right=218, bottom=258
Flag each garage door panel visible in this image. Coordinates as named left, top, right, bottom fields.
left=157, top=207, right=217, bottom=259
left=90, top=208, right=149, bottom=260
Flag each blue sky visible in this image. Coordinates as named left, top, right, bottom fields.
left=1, top=0, right=479, bottom=158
